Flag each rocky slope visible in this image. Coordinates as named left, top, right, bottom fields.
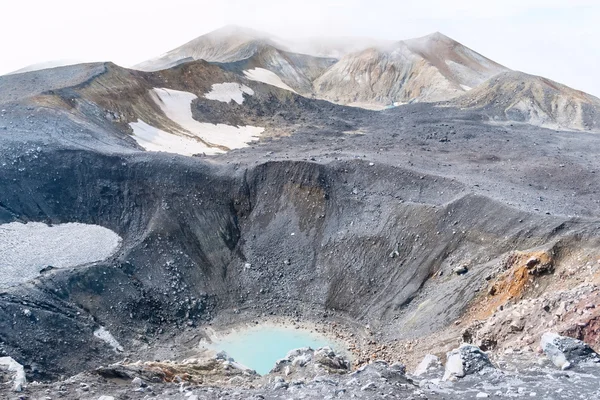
left=133, top=27, right=600, bottom=132
left=447, top=70, right=600, bottom=131
left=217, top=46, right=337, bottom=95
left=313, top=32, right=507, bottom=107
left=136, top=27, right=509, bottom=108
left=403, top=32, right=507, bottom=90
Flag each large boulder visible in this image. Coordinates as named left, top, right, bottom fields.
left=541, top=332, right=600, bottom=370
left=442, top=345, right=495, bottom=381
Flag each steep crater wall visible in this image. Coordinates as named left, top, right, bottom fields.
left=0, top=150, right=599, bottom=380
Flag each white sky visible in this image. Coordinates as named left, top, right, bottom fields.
left=1, top=0, right=598, bottom=97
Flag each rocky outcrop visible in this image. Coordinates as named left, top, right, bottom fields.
left=459, top=274, right=600, bottom=356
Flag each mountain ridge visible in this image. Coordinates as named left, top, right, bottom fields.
left=134, top=26, right=511, bottom=107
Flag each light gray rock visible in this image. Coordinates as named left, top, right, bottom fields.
left=273, top=381, right=288, bottom=390
left=132, top=376, right=143, bottom=387
left=413, top=354, right=442, bottom=377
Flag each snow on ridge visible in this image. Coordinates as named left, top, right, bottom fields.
left=204, top=82, right=254, bottom=104
left=0, top=222, right=121, bottom=289
left=129, top=87, right=264, bottom=156
left=94, top=327, right=124, bottom=353
left=243, top=68, right=297, bottom=93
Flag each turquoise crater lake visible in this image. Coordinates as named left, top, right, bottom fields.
left=205, top=325, right=345, bottom=375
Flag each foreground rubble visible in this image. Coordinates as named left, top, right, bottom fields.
left=6, top=336, right=600, bottom=399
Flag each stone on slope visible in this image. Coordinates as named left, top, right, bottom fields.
left=541, top=332, right=600, bottom=370
left=443, top=344, right=495, bottom=381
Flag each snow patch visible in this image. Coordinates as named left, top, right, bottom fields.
left=204, top=82, right=254, bottom=104
left=0, top=222, right=121, bottom=289
left=94, top=327, right=124, bottom=353
left=130, top=120, right=223, bottom=156
left=0, top=357, right=26, bottom=392
left=243, top=68, right=296, bottom=92
left=460, top=84, right=472, bottom=91
left=129, top=88, right=264, bottom=156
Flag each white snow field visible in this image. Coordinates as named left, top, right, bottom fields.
left=130, top=88, right=264, bottom=156
left=0, top=222, right=122, bottom=289
left=130, top=120, right=224, bottom=156
left=243, top=68, right=297, bottom=92
left=204, top=82, right=254, bottom=104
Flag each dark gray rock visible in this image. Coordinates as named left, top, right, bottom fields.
left=541, top=332, right=600, bottom=370
left=443, top=345, right=495, bottom=380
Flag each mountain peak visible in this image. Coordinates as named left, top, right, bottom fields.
left=404, top=31, right=456, bottom=48
left=425, top=31, right=452, bottom=40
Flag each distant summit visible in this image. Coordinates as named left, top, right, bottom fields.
left=135, top=27, right=511, bottom=107
left=448, top=71, right=600, bottom=131
left=134, top=25, right=286, bottom=71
